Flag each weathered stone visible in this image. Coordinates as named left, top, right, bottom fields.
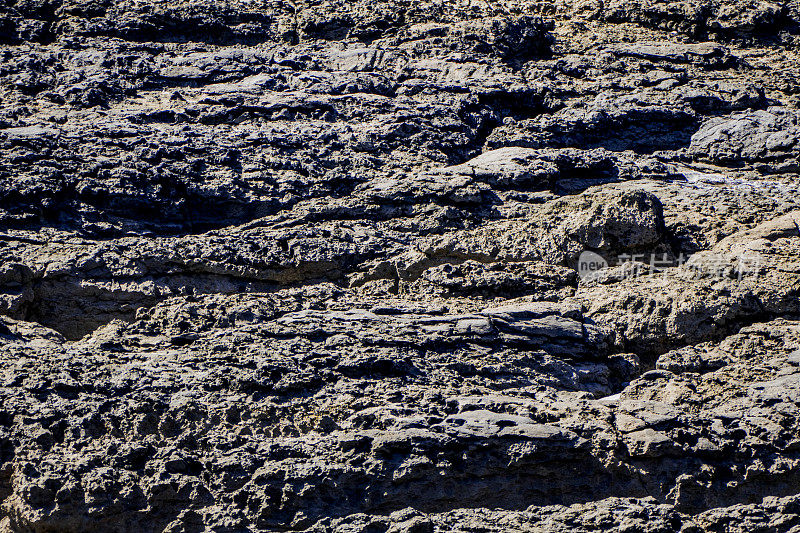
left=1, top=0, right=800, bottom=531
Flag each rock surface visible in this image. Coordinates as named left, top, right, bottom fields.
left=1, top=0, right=800, bottom=531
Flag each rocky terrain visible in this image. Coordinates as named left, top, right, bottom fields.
left=1, top=0, right=800, bottom=531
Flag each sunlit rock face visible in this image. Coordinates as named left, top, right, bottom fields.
left=1, top=0, right=800, bottom=531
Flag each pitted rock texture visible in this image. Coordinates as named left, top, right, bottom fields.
left=1, top=0, right=800, bottom=531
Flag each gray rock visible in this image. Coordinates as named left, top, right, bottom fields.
left=1, top=0, right=800, bottom=531
left=688, top=107, right=800, bottom=172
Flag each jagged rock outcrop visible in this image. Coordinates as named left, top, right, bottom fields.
left=1, top=0, right=800, bottom=531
